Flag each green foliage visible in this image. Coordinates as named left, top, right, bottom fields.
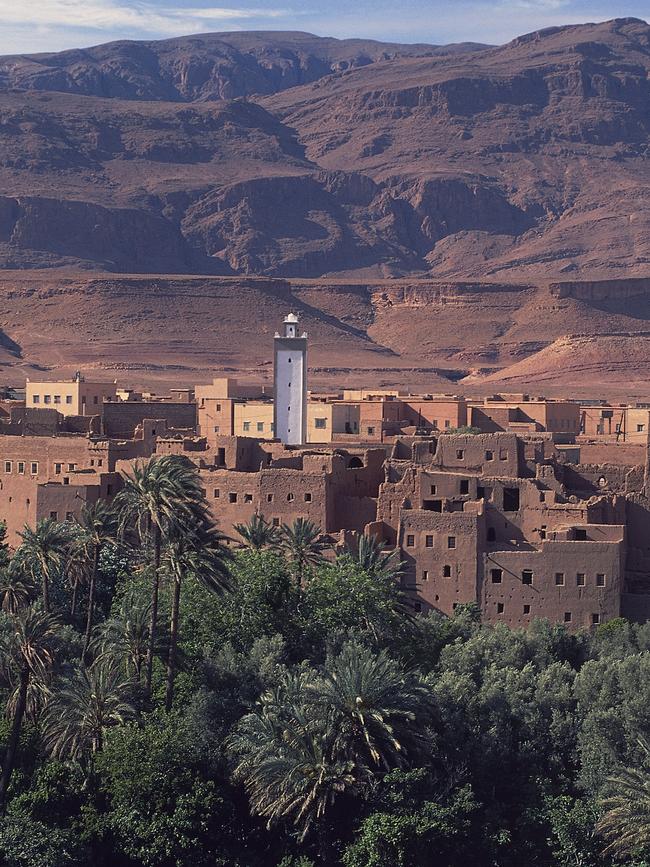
left=0, top=815, right=83, bottom=867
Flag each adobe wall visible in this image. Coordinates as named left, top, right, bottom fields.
left=102, top=401, right=197, bottom=438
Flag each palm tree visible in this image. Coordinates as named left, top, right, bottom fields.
left=114, top=455, right=209, bottom=694
left=234, top=513, right=281, bottom=552
left=0, top=606, right=59, bottom=811
left=0, top=563, right=36, bottom=614
left=597, top=740, right=650, bottom=856
left=343, top=534, right=404, bottom=581
left=43, top=659, right=135, bottom=770
left=229, top=642, right=432, bottom=848
left=162, top=524, right=231, bottom=711
left=96, top=591, right=152, bottom=683
left=16, top=519, right=73, bottom=612
left=280, top=518, right=329, bottom=585
left=72, top=501, right=118, bottom=661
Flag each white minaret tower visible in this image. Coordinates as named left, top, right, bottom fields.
left=274, top=313, right=307, bottom=445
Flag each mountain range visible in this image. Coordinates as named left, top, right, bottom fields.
left=0, top=19, right=649, bottom=395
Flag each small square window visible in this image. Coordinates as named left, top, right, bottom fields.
left=314, top=418, right=327, bottom=429
left=596, top=573, right=606, bottom=587
left=500, top=449, right=508, bottom=460
left=214, top=425, right=220, bottom=433
left=443, top=564, right=452, bottom=577
left=523, top=604, right=531, bottom=615
left=592, top=613, right=601, bottom=625
left=66, top=395, right=72, bottom=404
left=244, top=493, right=253, bottom=503
left=272, top=517, right=280, bottom=527
left=30, top=462, right=38, bottom=475
left=447, top=536, right=456, bottom=549
left=367, top=427, right=375, bottom=435
left=216, top=404, right=221, bottom=412
left=243, top=422, right=251, bottom=432
left=555, top=572, right=565, bottom=586
left=229, top=492, right=238, bottom=504
left=267, top=493, right=274, bottom=503
left=54, top=463, right=62, bottom=475
left=497, top=602, right=504, bottom=614
left=32, top=395, right=40, bottom=404
left=65, top=512, right=74, bottom=520
left=68, top=463, right=76, bottom=472
left=257, top=422, right=264, bottom=432
left=44, top=395, right=51, bottom=404
left=430, top=484, right=437, bottom=495
left=54, top=395, right=61, bottom=404
left=491, top=568, right=503, bottom=584
left=485, top=450, right=494, bottom=461
left=564, top=611, right=572, bottom=623
left=422, top=570, right=429, bottom=581
left=638, top=424, right=645, bottom=433
left=456, top=449, right=464, bottom=460
left=49, top=511, right=58, bottom=520
left=522, top=569, right=533, bottom=585
left=214, top=489, right=220, bottom=498
left=304, top=492, right=312, bottom=502
left=287, top=493, right=294, bottom=502
left=3, top=461, right=10, bottom=473
left=425, top=535, right=433, bottom=548
left=406, top=534, right=415, bottom=548
left=17, top=462, right=25, bottom=475
left=576, top=572, right=586, bottom=586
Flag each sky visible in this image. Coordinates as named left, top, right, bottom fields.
left=0, top=0, right=648, bottom=54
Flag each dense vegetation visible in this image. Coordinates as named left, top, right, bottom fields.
left=0, top=454, right=649, bottom=866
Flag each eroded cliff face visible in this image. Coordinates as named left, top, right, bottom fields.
left=0, top=21, right=648, bottom=278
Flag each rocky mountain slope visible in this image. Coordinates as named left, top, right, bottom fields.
left=0, top=21, right=649, bottom=396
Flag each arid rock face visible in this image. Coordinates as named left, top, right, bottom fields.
left=0, top=21, right=649, bottom=394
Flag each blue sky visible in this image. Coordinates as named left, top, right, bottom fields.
left=1, top=0, right=648, bottom=54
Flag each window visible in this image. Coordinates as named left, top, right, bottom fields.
left=564, top=611, right=572, bottom=623
left=267, top=493, right=274, bottom=503
left=456, top=449, right=464, bottom=460
left=447, top=536, right=456, bottom=549
left=257, top=422, right=264, bottom=432
left=576, top=572, right=586, bottom=586
left=272, top=517, right=280, bottom=527
left=540, top=525, right=547, bottom=540
left=63, top=477, right=69, bottom=485
left=216, top=404, right=221, bottom=412
left=49, top=511, right=58, bottom=520
left=243, top=422, right=251, bottom=432
left=367, top=427, right=375, bottom=435
left=574, top=528, right=587, bottom=541
left=244, top=493, right=253, bottom=503
left=406, top=534, right=415, bottom=548
left=3, top=461, right=10, bottom=473
left=44, top=395, right=51, bottom=404
left=33, top=395, right=40, bottom=404
left=485, top=450, right=494, bottom=461
left=314, top=418, right=327, bottom=429
left=17, top=462, right=25, bottom=474
left=425, top=535, right=434, bottom=548
left=555, top=572, right=565, bottom=586
left=65, top=512, right=73, bottom=520
left=68, top=463, right=76, bottom=472
left=66, top=395, right=72, bottom=404
left=445, top=420, right=450, bottom=428
left=30, top=462, right=38, bottom=475
left=503, top=488, right=520, bottom=511
left=522, top=569, right=533, bottom=585
left=497, top=603, right=504, bottom=614
left=638, top=424, right=645, bottom=432
left=430, top=484, right=437, bottom=495
left=53, top=462, right=62, bottom=475
left=304, top=492, right=312, bottom=502
left=214, top=489, right=220, bottom=498
left=54, top=395, right=61, bottom=404
left=592, top=613, right=601, bottom=625
left=214, top=426, right=220, bottom=433
left=229, top=492, right=237, bottom=503
left=500, top=449, right=508, bottom=460
left=523, top=604, right=531, bottom=615
left=596, top=573, right=606, bottom=587
left=422, top=570, right=429, bottom=581
left=98, top=459, right=103, bottom=467
left=443, top=564, right=452, bottom=577
left=287, top=493, right=294, bottom=502
left=460, top=479, right=469, bottom=494
left=491, top=568, right=503, bottom=584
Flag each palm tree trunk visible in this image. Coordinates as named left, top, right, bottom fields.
left=41, top=565, right=50, bottom=613
left=82, top=545, right=100, bottom=661
left=164, top=571, right=182, bottom=712
left=145, top=524, right=161, bottom=695
left=70, top=576, right=78, bottom=617
left=0, top=667, right=29, bottom=814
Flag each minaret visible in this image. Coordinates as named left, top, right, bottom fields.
left=274, top=313, right=307, bottom=445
